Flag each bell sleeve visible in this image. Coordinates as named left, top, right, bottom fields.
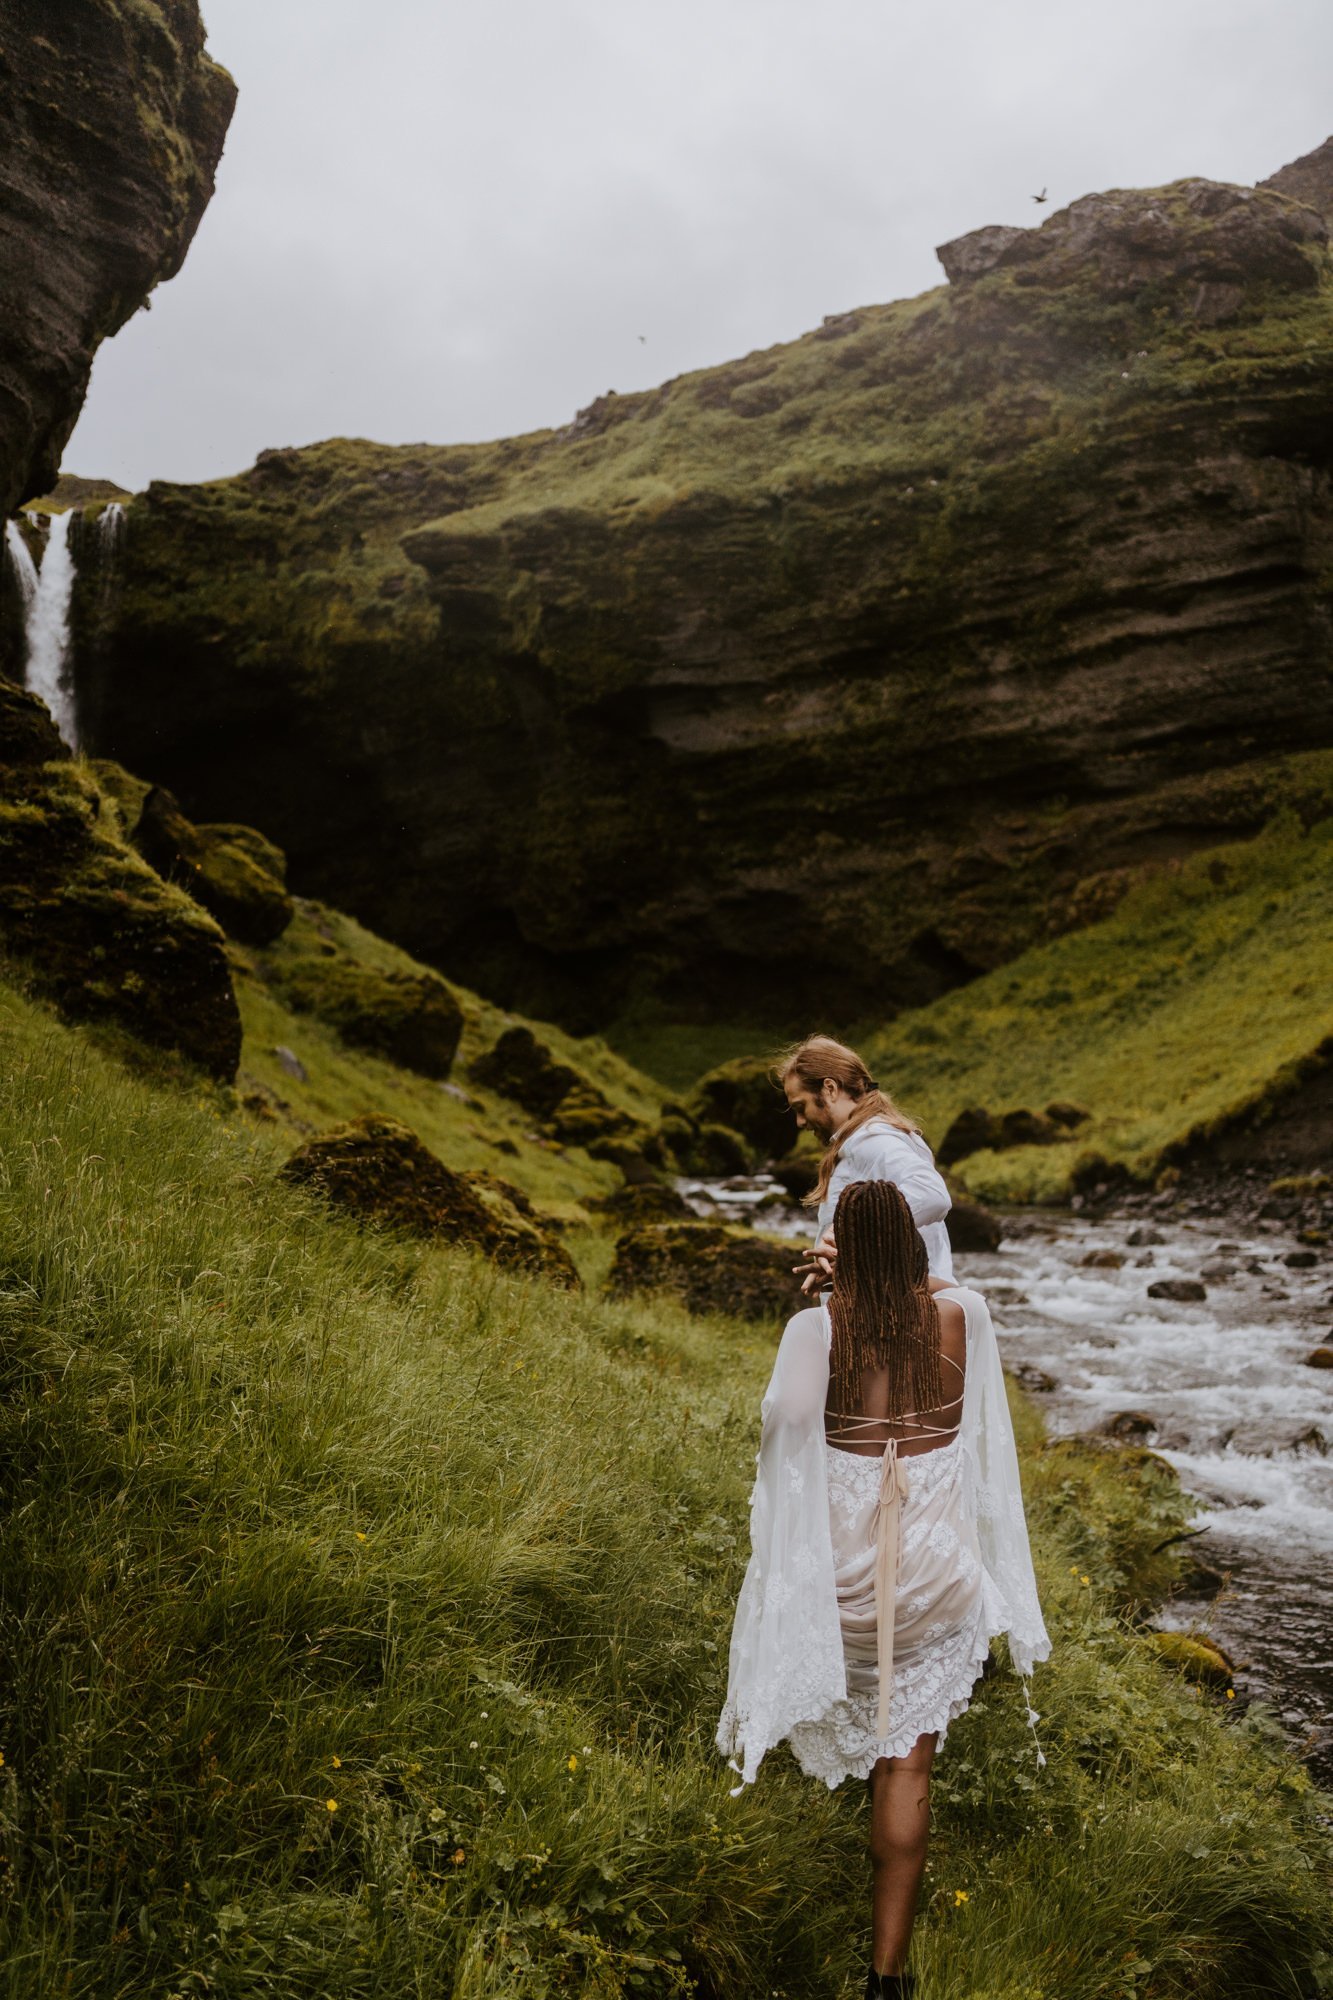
left=716, top=1309, right=846, bottom=1788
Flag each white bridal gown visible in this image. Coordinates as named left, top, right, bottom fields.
left=717, top=1286, right=1049, bottom=1789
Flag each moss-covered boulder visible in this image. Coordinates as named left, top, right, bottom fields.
left=472, top=1025, right=667, bottom=1171
left=939, top=1103, right=1066, bottom=1164
left=591, top=1183, right=696, bottom=1225
left=471, top=1026, right=581, bottom=1119
left=0, top=687, right=241, bottom=1080
left=947, top=1197, right=1004, bottom=1254
left=267, top=953, right=464, bottom=1080
left=1151, top=1631, right=1235, bottom=1689
left=606, top=1221, right=798, bottom=1320
left=688, top=1056, right=792, bottom=1161
left=133, top=785, right=294, bottom=945
left=280, top=1114, right=579, bottom=1287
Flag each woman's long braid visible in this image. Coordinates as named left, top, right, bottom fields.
left=828, top=1180, right=943, bottom=1417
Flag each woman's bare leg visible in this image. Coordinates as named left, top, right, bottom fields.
left=869, top=1733, right=937, bottom=1975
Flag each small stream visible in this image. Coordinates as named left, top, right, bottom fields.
left=679, top=1174, right=1333, bottom=1782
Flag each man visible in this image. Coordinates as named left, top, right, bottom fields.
left=777, top=1035, right=954, bottom=1290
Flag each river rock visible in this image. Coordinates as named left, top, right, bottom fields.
left=1304, top=1345, right=1333, bottom=1369
left=1284, top=1249, right=1319, bottom=1268
left=948, top=1197, right=1004, bottom=1253
left=77, top=143, right=1333, bottom=1032
left=1152, top=1631, right=1234, bottom=1687
left=606, top=1222, right=797, bottom=1321
left=1101, top=1410, right=1158, bottom=1440
left=1147, top=1278, right=1208, bottom=1302
left=1200, top=1260, right=1237, bottom=1282
left=769, top=1150, right=820, bottom=1203
left=1012, top=1363, right=1057, bottom=1393
left=1127, top=1226, right=1167, bottom=1247
left=280, top=1114, right=579, bottom=1287
left=1081, top=1248, right=1127, bottom=1269
left=0, top=2, right=234, bottom=519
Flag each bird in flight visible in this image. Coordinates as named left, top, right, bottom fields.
left=1032, top=187, right=1048, bottom=204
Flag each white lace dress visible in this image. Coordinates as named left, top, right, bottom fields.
left=717, top=1286, right=1049, bottom=1790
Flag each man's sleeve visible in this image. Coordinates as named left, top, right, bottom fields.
left=845, top=1131, right=952, bottom=1227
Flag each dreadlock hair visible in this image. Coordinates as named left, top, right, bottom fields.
left=772, top=1034, right=919, bottom=1208
left=826, top=1179, right=943, bottom=1419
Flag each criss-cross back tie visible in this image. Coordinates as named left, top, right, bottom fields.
left=825, top=1355, right=964, bottom=1740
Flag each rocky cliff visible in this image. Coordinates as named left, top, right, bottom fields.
left=0, top=0, right=235, bottom=519
left=79, top=142, right=1333, bottom=1030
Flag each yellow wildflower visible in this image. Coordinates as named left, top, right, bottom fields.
left=451, top=1848, right=466, bottom=1866
left=1226, top=1688, right=1236, bottom=1700
left=355, top=1531, right=367, bottom=1543
left=954, top=1889, right=969, bottom=1906
left=1081, top=1575, right=1090, bottom=1586
left=331, top=1755, right=342, bottom=1769
left=567, top=1754, right=579, bottom=1772
left=325, top=1798, right=338, bottom=1813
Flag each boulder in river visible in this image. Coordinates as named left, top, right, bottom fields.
left=1148, top=1278, right=1208, bottom=1302
left=1101, top=1410, right=1159, bottom=1440
left=1081, top=1248, right=1127, bottom=1269
left=1303, top=1345, right=1333, bottom=1369
left=947, top=1197, right=1004, bottom=1253
left=281, top=1114, right=579, bottom=1287
left=1284, top=1249, right=1319, bottom=1269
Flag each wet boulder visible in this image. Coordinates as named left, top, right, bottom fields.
left=606, top=1221, right=798, bottom=1321
left=1303, top=1345, right=1333, bottom=1369
left=133, top=785, right=294, bottom=944
left=1101, top=1410, right=1158, bottom=1440
left=1081, top=1249, right=1127, bottom=1269
left=280, top=1114, right=578, bottom=1287
left=1147, top=1278, right=1207, bottom=1302
left=947, top=1196, right=1004, bottom=1254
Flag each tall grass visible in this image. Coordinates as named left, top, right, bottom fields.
left=0, top=981, right=1328, bottom=1997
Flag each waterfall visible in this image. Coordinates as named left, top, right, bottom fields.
left=16, top=510, right=80, bottom=750
left=3, top=518, right=39, bottom=611
left=96, top=500, right=126, bottom=556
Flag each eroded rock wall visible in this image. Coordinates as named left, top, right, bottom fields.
left=81, top=145, right=1333, bottom=1029
left=0, top=0, right=235, bottom=517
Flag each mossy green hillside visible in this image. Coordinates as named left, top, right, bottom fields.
left=860, top=806, right=1333, bottom=1203
left=1, top=977, right=1329, bottom=1998
left=229, top=895, right=668, bottom=1225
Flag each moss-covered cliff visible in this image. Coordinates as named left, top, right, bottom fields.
left=0, top=0, right=235, bottom=522
left=81, top=143, right=1333, bottom=1028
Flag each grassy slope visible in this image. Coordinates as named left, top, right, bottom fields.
left=0, top=979, right=1328, bottom=1999
left=854, top=808, right=1333, bottom=1203
left=228, top=896, right=664, bottom=1225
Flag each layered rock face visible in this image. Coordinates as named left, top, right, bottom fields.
left=0, top=0, right=235, bottom=517
left=82, top=145, right=1333, bottom=1029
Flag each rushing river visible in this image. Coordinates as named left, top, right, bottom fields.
left=679, top=1174, right=1333, bottom=1782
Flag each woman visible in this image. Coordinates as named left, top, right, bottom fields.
left=717, top=1181, right=1049, bottom=1999
left=776, top=1035, right=954, bottom=1287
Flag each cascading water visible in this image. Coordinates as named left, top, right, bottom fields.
left=3, top=518, right=39, bottom=613
left=3, top=509, right=81, bottom=749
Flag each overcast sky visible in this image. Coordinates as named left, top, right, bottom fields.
left=65, top=0, right=1333, bottom=492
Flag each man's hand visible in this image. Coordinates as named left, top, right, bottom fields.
left=792, top=1229, right=838, bottom=1296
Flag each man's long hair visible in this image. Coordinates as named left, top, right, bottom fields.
left=773, top=1034, right=918, bottom=1207
left=827, top=1180, right=943, bottom=1418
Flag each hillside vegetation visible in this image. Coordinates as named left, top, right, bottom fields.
left=861, top=802, right=1333, bottom=1203
left=0, top=976, right=1329, bottom=1998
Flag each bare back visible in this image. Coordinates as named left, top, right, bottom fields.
left=824, top=1294, right=966, bottom=1459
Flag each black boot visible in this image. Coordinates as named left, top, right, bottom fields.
left=864, top=1972, right=915, bottom=1999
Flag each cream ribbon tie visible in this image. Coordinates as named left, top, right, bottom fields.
left=874, top=1437, right=911, bottom=1739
